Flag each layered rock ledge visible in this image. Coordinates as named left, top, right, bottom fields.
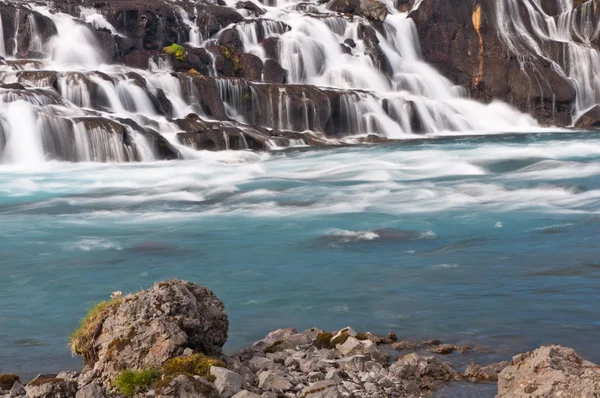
left=1, top=280, right=598, bottom=398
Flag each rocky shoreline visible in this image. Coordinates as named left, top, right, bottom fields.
left=1, top=280, right=599, bottom=398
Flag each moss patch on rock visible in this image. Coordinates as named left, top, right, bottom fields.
left=0, top=374, right=19, bottom=390
left=69, top=297, right=122, bottom=364
left=113, top=368, right=161, bottom=397
left=28, top=377, right=62, bottom=387
left=163, top=43, right=186, bottom=62
left=355, top=333, right=369, bottom=341
left=264, top=339, right=286, bottom=354
left=162, top=353, right=226, bottom=382
left=314, top=332, right=333, bottom=349
left=331, top=331, right=350, bottom=347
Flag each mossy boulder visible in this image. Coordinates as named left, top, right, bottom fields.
left=113, top=368, right=160, bottom=397
left=162, top=353, right=226, bottom=382
left=72, top=280, right=228, bottom=386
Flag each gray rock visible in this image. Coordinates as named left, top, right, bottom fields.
left=308, top=372, right=325, bottom=382
left=82, top=279, right=228, bottom=384
left=337, top=356, right=369, bottom=373
left=301, top=380, right=340, bottom=398
left=9, top=381, right=25, bottom=398
left=155, top=374, right=217, bottom=398
left=463, top=361, right=509, bottom=382
left=75, top=384, right=106, bottom=398
left=210, top=366, right=246, bottom=398
left=497, top=345, right=600, bottom=398
left=248, top=357, right=277, bottom=373
left=231, top=392, right=261, bottom=398
left=388, top=353, right=456, bottom=386
left=325, top=370, right=342, bottom=383
left=257, top=371, right=292, bottom=393
left=264, top=328, right=297, bottom=343
left=335, top=337, right=389, bottom=363
left=25, top=377, right=77, bottom=398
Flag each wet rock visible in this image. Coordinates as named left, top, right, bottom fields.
left=76, top=279, right=228, bottom=385
left=260, top=37, right=281, bottom=61
left=238, top=53, right=264, bottom=81
left=392, top=341, right=418, bottom=351
left=210, top=367, right=246, bottom=398
left=357, top=23, right=392, bottom=75
left=497, top=345, right=600, bottom=398
left=263, top=60, right=288, bottom=83
left=327, top=0, right=360, bottom=14
left=235, top=1, right=266, bottom=16
left=463, top=361, right=509, bottom=382
left=574, top=105, right=600, bottom=129
left=218, top=29, right=245, bottom=53
left=196, top=5, right=244, bottom=39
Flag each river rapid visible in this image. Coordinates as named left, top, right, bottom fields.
left=1, top=131, right=600, bottom=377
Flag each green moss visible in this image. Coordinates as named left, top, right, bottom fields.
left=314, top=332, right=333, bottom=349
left=264, top=339, right=286, bottom=354
left=163, top=43, right=186, bottom=62
left=69, top=298, right=122, bottom=364
left=113, top=368, right=160, bottom=397
left=0, top=374, right=20, bottom=390
left=27, top=377, right=62, bottom=387
left=162, top=353, right=226, bottom=383
left=331, top=332, right=350, bottom=347
left=355, top=333, right=369, bottom=341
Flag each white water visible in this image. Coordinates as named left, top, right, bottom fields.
left=496, top=0, right=600, bottom=119
left=0, top=0, right=592, bottom=165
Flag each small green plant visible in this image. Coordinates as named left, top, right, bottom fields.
left=355, top=333, right=369, bottom=341
left=162, top=353, right=226, bottom=382
left=69, top=297, right=122, bottom=363
left=264, top=339, right=286, bottom=354
left=163, top=43, right=186, bottom=62
left=330, top=331, right=350, bottom=347
left=314, top=332, right=333, bottom=349
left=113, top=368, right=160, bottom=397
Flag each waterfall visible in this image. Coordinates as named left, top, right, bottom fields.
left=0, top=0, right=570, bottom=165
left=496, top=0, right=600, bottom=119
left=0, top=13, right=6, bottom=57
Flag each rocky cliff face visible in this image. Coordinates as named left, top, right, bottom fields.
left=409, top=0, right=600, bottom=126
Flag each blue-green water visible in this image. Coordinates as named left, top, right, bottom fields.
left=1, top=132, right=600, bottom=377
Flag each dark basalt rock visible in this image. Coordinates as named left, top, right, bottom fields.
left=238, top=53, right=264, bottom=81
left=263, top=59, right=288, bottom=83
left=235, top=0, right=266, bottom=16
left=0, top=5, right=57, bottom=57
left=196, top=4, right=244, bottom=39
left=260, top=37, right=281, bottom=61
left=408, top=0, right=580, bottom=125
left=357, top=23, right=392, bottom=76
left=218, top=28, right=245, bottom=53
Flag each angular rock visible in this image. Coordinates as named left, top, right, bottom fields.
left=263, top=60, right=287, bottom=84
left=155, top=374, right=217, bottom=398
left=264, top=328, right=298, bottom=343
left=257, top=371, right=292, bottom=393
left=463, top=361, right=509, bottom=382
left=9, top=381, right=25, bottom=398
left=25, top=376, right=77, bottom=398
left=388, top=353, right=457, bottom=386
left=497, top=346, right=600, bottom=398
left=360, top=0, right=388, bottom=21
left=301, top=380, right=340, bottom=398
left=231, top=392, right=262, bottom=398
left=210, top=367, right=246, bottom=398
left=75, top=384, right=107, bottom=398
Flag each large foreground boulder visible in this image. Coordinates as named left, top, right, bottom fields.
left=497, top=345, right=600, bottom=398
left=72, top=280, right=228, bottom=384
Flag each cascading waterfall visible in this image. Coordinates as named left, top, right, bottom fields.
left=496, top=0, right=600, bottom=119
left=0, top=0, right=567, bottom=165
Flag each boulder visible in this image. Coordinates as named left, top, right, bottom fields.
left=9, top=380, right=26, bottom=397
left=235, top=1, right=266, bottom=16
left=25, top=376, right=77, bottom=398
left=389, top=353, right=457, bottom=389
left=218, top=29, right=245, bottom=53
left=73, top=279, right=228, bottom=384
left=196, top=5, right=244, bottom=39
left=209, top=367, right=246, bottom=398
left=497, top=346, right=600, bottom=398
left=231, top=392, right=261, bottom=398
left=264, top=328, right=297, bottom=343
left=574, top=105, right=600, bottom=129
